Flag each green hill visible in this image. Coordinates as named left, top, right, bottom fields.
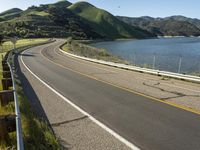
left=0, top=1, right=102, bottom=39
left=0, top=0, right=155, bottom=39
left=0, top=8, right=22, bottom=16
left=0, top=8, right=22, bottom=21
left=69, top=2, right=155, bottom=39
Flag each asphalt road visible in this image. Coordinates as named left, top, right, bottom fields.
left=19, top=40, right=200, bottom=150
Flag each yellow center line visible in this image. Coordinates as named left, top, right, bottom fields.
left=40, top=47, right=200, bottom=116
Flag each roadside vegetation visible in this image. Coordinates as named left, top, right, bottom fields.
left=1, top=38, right=49, bottom=52
left=0, top=38, right=60, bottom=149
left=62, top=38, right=128, bottom=64
left=15, top=77, right=60, bottom=149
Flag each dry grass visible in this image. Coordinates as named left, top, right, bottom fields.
left=1, top=39, right=49, bottom=53
left=62, top=38, right=128, bottom=64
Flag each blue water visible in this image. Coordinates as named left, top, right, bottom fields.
left=91, top=37, right=200, bottom=74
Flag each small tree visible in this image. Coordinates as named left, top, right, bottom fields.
left=10, top=37, right=18, bottom=52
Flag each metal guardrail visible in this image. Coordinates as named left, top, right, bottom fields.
left=6, top=51, right=24, bottom=150
left=60, top=48, right=200, bottom=83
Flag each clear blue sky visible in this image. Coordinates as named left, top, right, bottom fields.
left=0, top=0, right=200, bottom=19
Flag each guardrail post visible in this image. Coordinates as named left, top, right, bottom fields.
left=178, top=56, right=182, bottom=73
left=3, top=71, right=11, bottom=78
left=2, top=60, right=7, bottom=66
left=133, top=52, right=136, bottom=65
left=0, top=90, right=14, bottom=106
left=2, top=78, right=13, bottom=90
left=0, top=116, right=9, bottom=140
left=5, top=114, right=16, bottom=133
left=0, top=115, right=16, bottom=140
left=153, top=53, right=156, bottom=69
left=2, top=64, right=9, bottom=71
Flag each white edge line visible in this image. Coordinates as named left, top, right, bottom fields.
left=20, top=49, right=140, bottom=150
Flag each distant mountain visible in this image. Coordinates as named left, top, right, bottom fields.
left=0, top=0, right=155, bottom=39
left=68, top=2, right=155, bottom=39
left=0, top=8, right=22, bottom=21
left=165, top=15, right=200, bottom=29
left=117, top=16, right=200, bottom=36
left=0, top=8, right=22, bottom=16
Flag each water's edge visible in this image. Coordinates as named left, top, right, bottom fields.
left=91, top=37, right=200, bottom=75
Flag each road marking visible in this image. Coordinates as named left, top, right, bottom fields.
left=52, top=47, right=117, bottom=73
left=21, top=50, right=140, bottom=150
left=41, top=46, right=200, bottom=116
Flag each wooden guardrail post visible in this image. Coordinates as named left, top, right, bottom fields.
left=2, top=64, right=9, bottom=71
left=0, top=90, right=14, bottom=106
left=2, top=78, right=13, bottom=90
left=2, top=60, right=7, bottom=66
left=5, top=115, right=16, bottom=133
left=2, top=71, right=11, bottom=78
left=0, top=116, right=8, bottom=140
left=0, top=115, right=16, bottom=141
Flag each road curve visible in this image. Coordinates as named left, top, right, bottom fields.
left=19, top=40, right=200, bottom=150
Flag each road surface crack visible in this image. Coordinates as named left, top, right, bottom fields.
left=90, top=72, right=115, bottom=75
left=51, top=116, right=88, bottom=127
left=143, top=82, right=200, bottom=100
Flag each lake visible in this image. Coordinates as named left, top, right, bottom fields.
left=91, top=37, right=200, bottom=74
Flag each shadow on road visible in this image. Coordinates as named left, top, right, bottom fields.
left=17, top=53, right=35, bottom=57
left=14, top=52, right=52, bottom=129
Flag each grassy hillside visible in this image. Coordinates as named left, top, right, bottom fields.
left=0, top=0, right=155, bottom=39
left=0, top=1, right=102, bottom=39
left=0, top=8, right=22, bottom=21
left=69, top=2, right=155, bottom=39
